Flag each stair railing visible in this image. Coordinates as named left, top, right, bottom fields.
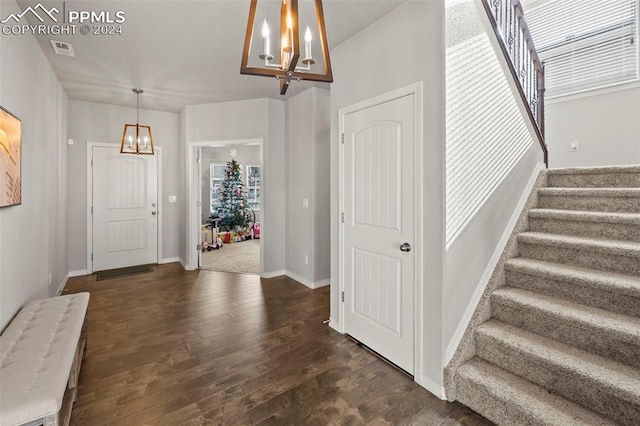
left=481, top=0, right=548, bottom=167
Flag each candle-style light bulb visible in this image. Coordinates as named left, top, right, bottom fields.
left=127, top=135, right=133, bottom=148
left=143, top=135, right=149, bottom=149
left=259, top=19, right=273, bottom=60
left=304, top=25, right=312, bottom=43
left=302, top=25, right=316, bottom=65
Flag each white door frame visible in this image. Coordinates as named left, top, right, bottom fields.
left=338, top=82, right=424, bottom=381
left=185, top=139, right=264, bottom=272
left=86, top=142, right=163, bottom=274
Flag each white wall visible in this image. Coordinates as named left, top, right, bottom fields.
left=66, top=100, right=181, bottom=272
left=179, top=110, right=188, bottom=264
left=286, top=87, right=330, bottom=286
left=200, top=145, right=261, bottom=223
left=312, top=89, right=331, bottom=283
left=184, top=98, right=286, bottom=275
left=330, top=0, right=446, bottom=394
left=545, top=85, right=640, bottom=168
left=0, top=0, right=69, bottom=330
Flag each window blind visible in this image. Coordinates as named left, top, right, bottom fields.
left=525, top=0, right=638, bottom=97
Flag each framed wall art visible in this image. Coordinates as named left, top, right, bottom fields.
left=0, top=106, right=22, bottom=208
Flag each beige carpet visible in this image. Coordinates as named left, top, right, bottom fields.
left=449, top=166, right=640, bottom=425
left=200, top=238, right=260, bottom=274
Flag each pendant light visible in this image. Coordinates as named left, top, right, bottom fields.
left=120, top=89, right=154, bottom=155
left=240, top=0, right=333, bottom=95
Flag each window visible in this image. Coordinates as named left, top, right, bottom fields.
left=525, top=0, right=638, bottom=97
left=210, top=163, right=226, bottom=214
left=246, top=165, right=261, bottom=211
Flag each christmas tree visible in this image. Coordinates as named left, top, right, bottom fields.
left=213, top=159, right=250, bottom=231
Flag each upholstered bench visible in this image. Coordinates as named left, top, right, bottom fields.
left=0, top=292, right=89, bottom=426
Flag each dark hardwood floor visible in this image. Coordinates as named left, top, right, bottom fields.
left=64, top=263, right=491, bottom=425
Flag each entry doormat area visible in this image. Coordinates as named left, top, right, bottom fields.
left=96, top=264, right=154, bottom=281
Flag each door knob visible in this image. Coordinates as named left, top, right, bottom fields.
left=151, top=211, right=157, bottom=216
left=400, top=243, right=411, bottom=252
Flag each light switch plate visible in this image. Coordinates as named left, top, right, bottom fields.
left=302, top=198, right=309, bottom=208
left=169, top=195, right=177, bottom=203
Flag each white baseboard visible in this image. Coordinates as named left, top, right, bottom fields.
left=416, top=374, right=447, bottom=400
left=160, top=257, right=181, bottom=264
left=444, top=162, right=545, bottom=365
left=311, top=278, right=331, bottom=289
left=259, top=270, right=331, bottom=289
left=68, top=269, right=88, bottom=278
left=285, top=271, right=330, bottom=289
left=261, top=270, right=286, bottom=279
left=178, top=258, right=186, bottom=269
left=55, top=273, right=70, bottom=296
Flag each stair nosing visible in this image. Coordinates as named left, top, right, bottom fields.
left=476, top=319, right=640, bottom=401
left=547, top=165, right=640, bottom=176
left=517, top=232, right=640, bottom=257
left=538, top=187, right=640, bottom=197
left=491, top=287, right=640, bottom=342
left=528, top=208, right=640, bottom=225
left=504, top=258, right=640, bottom=298
left=457, top=358, right=616, bottom=425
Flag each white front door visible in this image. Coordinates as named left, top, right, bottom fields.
left=92, top=146, right=158, bottom=271
left=343, top=94, right=415, bottom=374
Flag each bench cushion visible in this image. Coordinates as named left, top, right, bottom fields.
left=0, top=292, right=89, bottom=426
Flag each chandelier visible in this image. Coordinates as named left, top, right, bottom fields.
left=240, top=0, right=333, bottom=95
left=120, top=89, right=154, bottom=155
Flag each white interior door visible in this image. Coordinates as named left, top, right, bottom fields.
left=92, top=146, right=158, bottom=271
left=343, top=94, right=415, bottom=374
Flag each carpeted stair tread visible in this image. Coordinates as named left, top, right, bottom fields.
left=547, top=165, right=640, bottom=176
left=492, top=287, right=640, bottom=342
left=517, top=232, right=640, bottom=257
left=529, top=208, right=640, bottom=225
left=538, top=187, right=640, bottom=197
left=505, top=258, right=640, bottom=299
left=456, top=358, right=616, bottom=426
left=476, top=320, right=640, bottom=417
left=528, top=209, right=640, bottom=241
left=547, top=167, right=640, bottom=188
left=491, top=287, right=640, bottom=368
left=517, top=232, right=640, bottom=275
left=538, top=187, right=640, bottom=213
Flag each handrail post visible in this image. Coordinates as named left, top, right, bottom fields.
left=537, top=62, right=546, bottom=139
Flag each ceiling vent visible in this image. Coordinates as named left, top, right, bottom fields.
left=50, top=40, right=75, bottom=57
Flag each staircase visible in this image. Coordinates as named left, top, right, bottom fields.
left=455, top=166, right=640, bottom=426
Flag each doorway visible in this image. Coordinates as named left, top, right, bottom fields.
left=199, top=144, right=261, bottom=274
left=186, top=139, right=264, bottom=274
left=87, top=143, right=162, bottom=273
left=338, top=84, right=423, bottom=376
